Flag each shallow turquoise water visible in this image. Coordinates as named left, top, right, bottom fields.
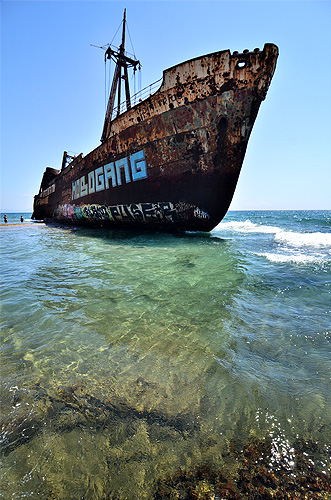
left=0, top=211, right=330, bottom=499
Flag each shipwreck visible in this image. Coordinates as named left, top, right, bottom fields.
left=32, top=10, right=278, bottom=231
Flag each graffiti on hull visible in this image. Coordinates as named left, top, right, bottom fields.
left=71, top=150, right=147, bottom=201
left=56, top=201, right=210, bottom=224
left=57, top=202, right=178, bottom=223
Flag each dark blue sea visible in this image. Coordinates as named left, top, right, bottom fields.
left=1, top=210, right=330, bottom=499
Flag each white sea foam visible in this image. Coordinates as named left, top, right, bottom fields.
left=254, top=252, right=322, bottom=264
left=214, top=220, right=331, bottom=251
left=215, top=220, right=280, bottom=234
left=274, top=231, right=331, bottom=249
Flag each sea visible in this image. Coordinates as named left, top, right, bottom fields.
left=0, top=210, right=330, bottom=499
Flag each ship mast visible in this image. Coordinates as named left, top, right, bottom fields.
left=101, top=9, right=140, bottom=143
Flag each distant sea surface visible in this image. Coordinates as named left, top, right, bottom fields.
left=1, top=210, right=330, bottom=499
left=1, top=212, right=34, bottom=224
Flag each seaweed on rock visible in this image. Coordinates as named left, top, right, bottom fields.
left=153, top=439, right=331, bottom=499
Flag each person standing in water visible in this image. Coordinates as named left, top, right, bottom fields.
left=3, top=215, right=8, bottom=223
left=20, top=216, right=24, bottom=222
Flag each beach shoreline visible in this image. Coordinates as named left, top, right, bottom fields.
left=0, top=223, right=45, bottom=227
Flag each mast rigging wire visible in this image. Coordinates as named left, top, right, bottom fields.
left=110, top=20, right=122, bottom=46
left=126, top=21, right=136, bottom=59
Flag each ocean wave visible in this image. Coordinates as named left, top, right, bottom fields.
left=215, top=220, right=280, bottom=234
left=215, top=221, right=331, bottom=250
left=254, top=252, right=324, bottom=264
left=274, top=231, right=331, bottom=248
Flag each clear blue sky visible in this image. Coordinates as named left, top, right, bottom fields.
left=1, top=0, right=330, bottom=212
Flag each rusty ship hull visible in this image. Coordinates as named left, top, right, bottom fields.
left=32, top=43, right=278, bottom=231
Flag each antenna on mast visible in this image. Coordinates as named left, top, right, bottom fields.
left=100, top=9, right=140, bottom=143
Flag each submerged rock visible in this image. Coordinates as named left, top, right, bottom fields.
left=153, top=439, right=331, bottom=499
left=0, top=413, right=41, bottom=456
left=0, top=383, right=199, bottom=456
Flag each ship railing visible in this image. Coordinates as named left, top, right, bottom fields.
left=111, top=77, right=163, bottom=121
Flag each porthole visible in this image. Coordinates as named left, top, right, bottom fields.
left=237, top=61, right=246, bottom=69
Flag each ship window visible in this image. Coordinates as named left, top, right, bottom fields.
left=237, top=61, right=246, bottom=68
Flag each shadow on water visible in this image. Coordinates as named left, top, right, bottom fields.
left=44, top=220, right=228, bottom=246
